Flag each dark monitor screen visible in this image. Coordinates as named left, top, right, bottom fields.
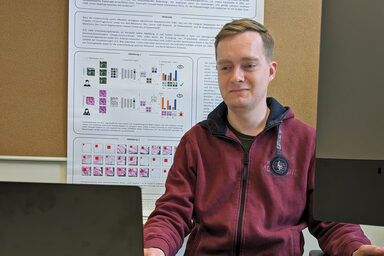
left=0, top=182, right=144, bottom=256
left=314, top=0, right=384, bottom=226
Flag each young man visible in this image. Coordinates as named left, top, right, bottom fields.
left=143, top=19, right=384, bottom=256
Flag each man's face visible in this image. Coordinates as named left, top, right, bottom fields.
left=216, top=31, right=276, bottom=113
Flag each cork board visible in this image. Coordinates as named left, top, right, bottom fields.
left=0, top=0, right=68, bottom=157
left=265, top=0, right=321, bottom=127
left=0, top=0, right=321, bottom=157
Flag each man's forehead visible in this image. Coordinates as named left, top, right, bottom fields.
left=216, top=32, right=263, bottom=52
left=217, top=31, right=262, bottom=46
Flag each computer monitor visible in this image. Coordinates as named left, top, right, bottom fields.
left=314, top=0, right=384, bottom=226
left=0, top=182, right=144, bottom=256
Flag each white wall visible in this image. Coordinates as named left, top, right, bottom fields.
left=0, top=158, right=383, bottom=255
left=0, top=157, right=67, bottom=183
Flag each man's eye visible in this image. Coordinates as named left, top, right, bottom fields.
left=220, top=66, right=231, bottom=71
left=244, top=64, right=257, bottom=69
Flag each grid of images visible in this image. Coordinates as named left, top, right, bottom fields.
left=80, top=143, right=175, bottom=178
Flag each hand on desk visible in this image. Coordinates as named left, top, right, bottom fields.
left=352, top=245, right=384, bottom=256
left=144, top=248, right=165, bottom=256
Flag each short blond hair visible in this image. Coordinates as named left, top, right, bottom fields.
left=215, top=18, right=274, bottom=62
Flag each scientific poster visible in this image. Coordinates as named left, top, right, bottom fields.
left=67, top=0, right=264, bottom=218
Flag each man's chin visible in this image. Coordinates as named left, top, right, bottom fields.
left=226, top=102, right=252, bottom=111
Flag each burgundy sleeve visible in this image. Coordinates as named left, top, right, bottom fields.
left=143, top=134, right=196, bottom=255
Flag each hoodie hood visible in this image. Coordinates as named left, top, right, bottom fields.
left=200, top=97, right=293, bottom=137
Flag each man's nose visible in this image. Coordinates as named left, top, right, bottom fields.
left=231, top=66, right=245, bottom=82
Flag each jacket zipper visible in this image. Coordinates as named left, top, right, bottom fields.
left=235, top=151, right=249, bottom=256
left=213, top=122, right=281, bottom=256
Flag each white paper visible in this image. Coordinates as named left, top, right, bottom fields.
left=67, top=0, right=264, bottom=218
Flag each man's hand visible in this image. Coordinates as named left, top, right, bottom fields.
left=144, top=247, right=165, bottom=256
left=352, top=245, right=384, bottom=256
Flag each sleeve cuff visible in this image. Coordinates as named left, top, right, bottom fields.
left=341, top=240, right=371, bottom=256
left=144, top=236, right=171, bottom=256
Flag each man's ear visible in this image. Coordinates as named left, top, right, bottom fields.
left=269, top=61, right=277, bottom=82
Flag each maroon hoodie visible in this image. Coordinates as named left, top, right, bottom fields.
left=143, top=98, right=370, bottom=256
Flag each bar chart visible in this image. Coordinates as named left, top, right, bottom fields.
left=162, top=70, right=178, bottom=87
left=161, top=97, right=177, bottom=110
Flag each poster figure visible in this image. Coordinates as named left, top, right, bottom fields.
left=84, top=79, right=91, bottom=87
left=83, top=108, right=90, bottom=115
